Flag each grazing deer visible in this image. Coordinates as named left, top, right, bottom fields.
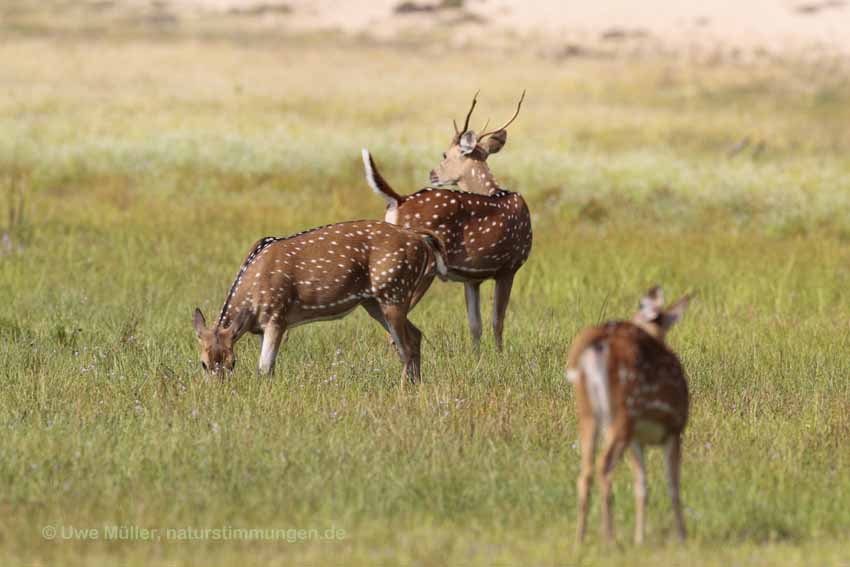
left=361, top=91, right=532, bottom=352
left=193, top=220, right=447, bottom=384
left=565, top=286, right=691, bottom=545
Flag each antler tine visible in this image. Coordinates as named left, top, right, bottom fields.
left=453, top=119, right=460, bottom=135
left=459, top=89, right=480, bottom=134
left=478, top=89, right=526, bottom=141
left=478, top=118, right=490, bottom=136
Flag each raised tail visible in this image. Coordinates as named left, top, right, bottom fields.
left=565, top=326, right=610, bottom=383
left=361, top=148, right=403, bottom=207
left=415, top=229, right=448, bottom=279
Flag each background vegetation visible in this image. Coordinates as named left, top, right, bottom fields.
left=1, top=12, right=850, bottom=565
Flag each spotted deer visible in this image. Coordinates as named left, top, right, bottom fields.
left=361, top=91, right=532, bottom=352
left=193, top=220, right=447, bottom=384
left=566, top=286, right=691, bottom=545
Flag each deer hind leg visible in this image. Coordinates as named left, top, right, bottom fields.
left=576, top=415, right=598, bottom=544
left=377, top=303, right=420, bottom=386
left=408, top=272, right=433, bottom=313
left=492, top=272, right=515, bottom=352
left=464, top=282, right=483, bottom=352
left=403, top=319, right=422, bottom=382
left=362, top=300, right=390, bottom=332
left=258, top=323, right=286, bottom=376
left=665, top=434, right=687, bottom=542
left=362, top=300, right=398, bottom=354
left=362, top=299, right=395, bottom=349
left=597, top=428, right=628, bottom=544
left=394, top=271, right=434, bottom=354
left=627, top=441, right=648, bottom=545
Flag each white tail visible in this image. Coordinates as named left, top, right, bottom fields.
left=362, top=149, right=399, bottom=207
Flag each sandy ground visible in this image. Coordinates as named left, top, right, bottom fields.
left=143, top=0, right=850, bottom=57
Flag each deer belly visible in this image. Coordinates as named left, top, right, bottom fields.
left=445, top=253, right=507, bottom=281
left=451, top=227, right=522, bottom=276
left=286, top=304, right=359, bottom=328
left=287, top=278, right=367, bottom=323
left=632, top=420, right=668, bottom=445
left=285, top=292, right=363, bottom=328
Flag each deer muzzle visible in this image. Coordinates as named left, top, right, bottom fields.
left=429, top=169, right=441, bottom=186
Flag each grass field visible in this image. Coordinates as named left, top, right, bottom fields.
left=2, top=26, right=850, bottom=566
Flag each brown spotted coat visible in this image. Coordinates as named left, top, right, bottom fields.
left=194, top=220, right=446, bottom=382
left=362, top=147, right=531, bottom=351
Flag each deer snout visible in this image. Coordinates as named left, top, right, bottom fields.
left=429, top=170, right=440, bottom=185
left=203, top=358, right=235, bottom=377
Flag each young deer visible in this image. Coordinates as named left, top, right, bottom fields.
left=193, top=220, right=447, bottom=384
left=361, top=91, right=531, bottom=352
left=566, top=286, right=691, bottom=545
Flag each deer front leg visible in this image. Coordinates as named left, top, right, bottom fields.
left=464, top=282, right=482, bottom=352
left=257, top=323, right=285, bottom=375
left=492, top=272, right=515, bottom=352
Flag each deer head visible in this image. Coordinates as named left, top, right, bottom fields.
left=193, top=308, right=251, bottom=375
left=429, top=90, right=525, bottom=194
left=632, top=286, right=691, bottom=341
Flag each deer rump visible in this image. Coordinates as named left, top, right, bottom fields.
left=408, top=188, right=530, bottom=280
left=567, top=322, right=689, bottom=444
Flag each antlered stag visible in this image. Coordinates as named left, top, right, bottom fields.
left=361, top=91, right=531, bottom=352
left=566, top=286, right=691, bottom=544
left=193, top=221, right=446, bottom=384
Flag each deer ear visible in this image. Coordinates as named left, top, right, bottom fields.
left=637, top=285, right=665, bottom=322
left=193, top=308, right=207, bottom=338
left=459, top=130, right=478, bottom=155
left=662, top=295, right=691, bottom=329
left=480, top=129, right=507, bottom=156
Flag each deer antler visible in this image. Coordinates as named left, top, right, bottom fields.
left=478, top=90, right=525, bottom=141
left=478, top=118, right=490, bottom=136
left=454, top=89, right=480, bottom=135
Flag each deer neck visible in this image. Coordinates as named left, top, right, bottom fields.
left=634, top=320, right=665, bottom=342
left=216, top=306, right=253, bottom=344
left=458, top=163, right=501, bottom=195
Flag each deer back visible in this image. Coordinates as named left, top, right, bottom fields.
left=394, top=188, right=532, bottom=280
left=217, top=221, right=443, bottom=329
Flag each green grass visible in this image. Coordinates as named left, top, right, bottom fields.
left=2, top=31, right=850, bottom=566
